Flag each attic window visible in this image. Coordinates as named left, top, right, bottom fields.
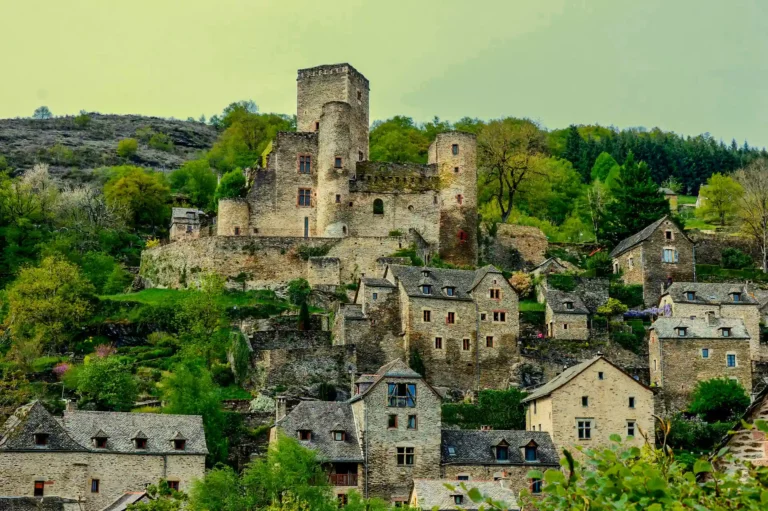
left=135, top=438, right=147, bottom=449
left=731, top=292, right=742, bottom=303
left=495, top=444, right=509, bottom=461
left=564, top=301, right=574, bottom=310
left=34, top=433, right=48, bottom=446
left=453, top=495, right=464, bottom=505
left=421, top=270, right=430, bottom=278
left=387, top=382, right=416, bottom=407
left=173, top=439, right=186, bottom=451
left=445, top=287, right=456, bottom=297
left=685, top=291, right=695, bottom=300
left=524, top=443, right=538, bottom=462
left=721, top=327, right=731, bottom=337
left=676, top=327, right=687, bottom=337
left=298, top=430, right=312, bottom=441
left=421, top=285, right=432, bottom=295
left=447, top=446, right=456, bottom=456
left=93, top=437, right=108, bottom=449
left=332, top=431, right=345, bottom=441
left=665, top=230, right=673, bottom=240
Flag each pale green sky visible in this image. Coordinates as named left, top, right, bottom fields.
left=1, top=0, right=766, bottom=146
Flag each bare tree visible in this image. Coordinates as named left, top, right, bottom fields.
left=736, top=159, right=768, bottom=271
left=477, top=118, right=547, bottom=223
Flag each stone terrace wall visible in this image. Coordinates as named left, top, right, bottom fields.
left=484, top=225, right=548, bottom=271
left=689, top=232, right=760, bottom=265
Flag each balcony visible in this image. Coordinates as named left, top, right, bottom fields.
left=329, top=473, right=358, bottom=486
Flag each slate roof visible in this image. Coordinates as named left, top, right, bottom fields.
left=522, top=356, right=602, bottom=403
left=0, top=402, right=85, bottom=452
left=441, top=430, right=559, bottom=466
left=411, top=480, right=520, bottom=511
left=60, top=409, right=207, bottom=454
left=349, top=359, right=438, bottom=403
left=275, top=401, right=363, bottom=462
left=545, top=289, right=589, bottom=315
left=361, top=277, right=395, bottom=288
left=100, top=492, right=149, bottom=511
left=387, top=264, right=503, bottom=302
left=0, top=498, right=81, bottom=511
left=531, top=257, right=576, bottom=274
left=609, top=216, right=670, bottom=258
left=662, top=282, right=758, bottom=305
left=341, top=304, right=365, bottom=319
left=650, top=317, right=750, bottom=339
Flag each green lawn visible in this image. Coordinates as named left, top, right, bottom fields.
left=683, top=217, right=717, bottom=231
left=678, top=195, right=697, bottom=205
left=101, top=288, right=287, bottom=309
left=520, top=300, right=545, bottom=312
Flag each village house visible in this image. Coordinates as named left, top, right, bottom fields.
left=169, top=207, right=207, bottom=241
left=659, top=282, right=764, bottom=361
left=409, top=479, right=520, bottom=511
left=521, top=356, right=654, bottom=452
left=0, top=402, right=206, bottom=511
left=659, top=187, right=678, bottom=212
left=334, top=264, right=520, bottom=391
left=272, top=360, right=559, bottom=505
left=544, top=289, right=590, bottom=340
left=649, top=315, right=753, bottom=412
left=530, top=257, right=577, bottom=280
left=610, top=216, right=695, bottom=307
left=714, top=385, right=768, bottom=471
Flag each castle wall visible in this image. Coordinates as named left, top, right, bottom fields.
left=307, top=257, right=340, bottom=286
left=217, top=199, right=250, bottom=236
left=317, top=102, right=354, bottom=237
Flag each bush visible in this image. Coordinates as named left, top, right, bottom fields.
left=391, top=245, right=424, bottom=266
left=509, top=272, right=533, bottom=298
left=135, top=126, right=155, bottom=142
left=596, top=297, right=628, bottom=316
left=296, top=244, right=331, bottom=261
left=148, top=132, right=174, bottom=152
left=211, top=363, right=235, bottom=387
left=721, top=247, right=754, bottom=270
left=586, top=251, right=612, bottom=277
left=547, top=273, right=576, bottom=292
left=388, top=230, right=403, bottom=237
left=215, top=168, right=247, bottom=201
left=689, top=378, right=750, bottom=422
left=287, top=278, right=311, bottom=305
left=117, top=138, right=138, bottom=158
left=609, top=282, right=644, bottom=308
left=73, top=110, right=91, bottom=128
left=611, top=330, right=640, bottom=352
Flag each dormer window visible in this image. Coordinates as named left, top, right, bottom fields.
left=94, top=437, right=107, bottom=449
left=332, top=431, right=345, bottom=441
left=132, top=431, right=148, bottom=449
left=564, top=301, right=574, bottom=310
left=685, top=291, right=695, bottom=300
left=34, top=433, right=49, bottom=446
left=676, top=327, right=687, bottom=337
left=453, top=495, right=464, bottom=505
left=721, top=327, right=731, bottom=337
left=731, top=292, right=742, bottom=302
left=495, top=443, right=509, bottom=461
left=174, top=439, right=186, bottom=451
left=524, top=442, right=538, bottom=462
left=298, top=430, right=312, bottom=441
left=445, top=287, right=456, bottom=297
left=421, top=285, right=432, bottom=295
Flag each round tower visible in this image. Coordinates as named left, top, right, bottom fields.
left=316, top=101, right=354, bottom=237
left=430, top=132, right=478, bottom=265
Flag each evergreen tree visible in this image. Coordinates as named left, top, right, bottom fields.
left=562, top=125, right=587, bottom=181
left=600, top=152, right=670, bottom=245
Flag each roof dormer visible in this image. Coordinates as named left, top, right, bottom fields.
left=171, top=431, right=187, bottom=451
left=444, top=286, right=456, bottom=297
left=33, top=426, right=49, bottom=447
left=685, top=290, right=696, bottom=301
left=132, top=430, right=148, bottom=449
left=675, top=327, right=687, bottom=337
left=494, top=439, right=510, bottom=461
left=91, top=430, right=109, bottom=449
left=563, top=301, right=574, bottom=310
left=523, top=440, right=539, bottom=462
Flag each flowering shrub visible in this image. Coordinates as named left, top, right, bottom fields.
left=53, top=362, right=70, bottom=378
left=94, top=344, right=116, bottom=358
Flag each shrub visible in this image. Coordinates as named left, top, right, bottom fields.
left=611, top=330, right=640, bottom=351
left=317, top=382, right=337, bottom=401
left=388, top=230, right=403, bottom=237
left=73, top=110, right=91, bottom=128
left=391, top=245, right=424, bottom=266
left=586, top=251, right=612, bottom=277
left=689, top=378, right=750, bottom=422
left=135, top=126, right=155, bottom=142
left=211, top=363, right=235, bottom=387
left=547, top=273, right=576, bottom=292
left=721, top=247, right=753, bottom=270
left=597, top=297, right=628, bottom=316
left=296, top=244, right=331, bottom=261
left=287, top=278, right=311, bottom=305
left=609, top=282, right=644, bottom=308
left=509, top=272, right=532, bottom=298
left=409, top=349, right=426, bottom=378
left=117, top=138, right=138, bottom=158
left=148, top=132, right=174, bottom=152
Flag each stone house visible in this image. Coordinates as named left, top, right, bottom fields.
left=659, top=282, right=764, bottom=361
left=335, top=264, right=520, bottom=392
left=530, top=257, right=577, bottom=280
left=169, top=208, right=206, bottom=241
left=0, top=402, right=206, bottom=511
left=409, top=479, right=520, bottom=511
left=714, top=385, right=768, bottom=471
left=439, top=429, right=559, bottom=497
left=521, top=356, right=654, bottom=452
left=544, top=289, right=590, bottom=341
left=649, top=316, right=752, bottom=412
left=610, top=216, right=695, bottom=307
left=659, top=187, right=678, bottom=212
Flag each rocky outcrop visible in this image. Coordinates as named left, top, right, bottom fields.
left=0, top=114, right=218, bottom=177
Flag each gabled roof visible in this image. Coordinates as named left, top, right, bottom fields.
left=521, top=356, right=650, bottom=403
left=662, top=282, right=758, bottom=305
left=61, top=410, right=207, bottom=454
left=0, top=402, right=86, bottom=452
left=610, top=216, right=691, bottom=258
left=361, top=277, right=396, bottom=288
left=650, top=317, right=750, bottom=340
left=99, top=492, right=150, bottom=511
left=411, top=480, right=520, bottom=511
left=275, top=401, right=363, bottom=463
left=349, top=359, right=440, bottom=403
left=545, top=289, right=589, bottom=315
left=386, top=264, right=504, bottom=302
left=441, top=430, right=559, bottom=466
left=531, top=257, right=576, bottom=274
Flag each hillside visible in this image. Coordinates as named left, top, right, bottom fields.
left=0, top=114, right=218, bottom=177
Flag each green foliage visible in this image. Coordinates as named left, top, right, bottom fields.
left=48, top=143, right=76, bottom=165
left=369, top=116, right=431, bottom=164
left=585, top=251, right=612, bottom=277
left=547, top=273, right=576, bottom=292
left=128, top=480, right=186, bottom=511
left=390, top=245, right=424, bottom=266
left=697, top=172, right=743, bottom=226
left=696, top=264, right=768, bottom=283
left=148, top=132, right=174, bottom=152
left=689, top=378, right=750, bottom=423
left=590, top=152, right=620, bottom=182
left=215, top=168, right=247, bottom=201
left=409, top=349, right=426, bottom=379
left=103, top=166, right=171, bottom=229
left=32, top=106, right=53, bottom=119
left=609, top=282, right=644, bottom=308
left=0, top=155, right=8, bottom=172
left=296, top=244, right=331, bottom=261
left=73, top=110, right=92, bottom=129
left=721, top=247, right=754, bottom=270
left=297, top=301, right=310, bottom=331
left=169, top=160, right=218, bottom=211
left=230, top=333, right=251, bottom=384
left=77, top=356, right=138, bottom=411
left=442, top=388, right=527, bottom=430
left=117, top=138, right=139, bottom=158
left=174, top=274, right=227, bottom=364
left=666, top=413, right=734, bottom=457
left=596, top=297, right=628, bottom=316
left=287, top=278, right=311, bottom=306
left=81, top=251, right=123, bottom=294
left=162, top=358, right=228, bottom=466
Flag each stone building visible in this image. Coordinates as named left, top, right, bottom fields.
left=521, top=356, right=654, bottom=452
left=169, top=208, right=206, bottom=241
left=0, top=402, right=206, bottom=511
left=215, top=64, right=478, bottom=267
left=439, top=429, right=559, bottom=496
left=409, top=479, right=520, bottom=511
left=334, top=264, right=520, bottom=392
left=658, top=282, right=764, bottom=361
left=649, top=316, right=752, bottom=412
left=659, top=187, right=678, bottom=212
left=714, top=385, right=768, bottom=471
left=610, top=216, right=695, bottom=307
left=530, top=257, right=577, bottom=279
left=544, top=289, right=590, bottom=340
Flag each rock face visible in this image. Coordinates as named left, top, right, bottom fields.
left=0, top=114, right=218, bottom=176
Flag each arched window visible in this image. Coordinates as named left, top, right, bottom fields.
left=458, top=230, right=468, bottom=243
left=373, top=199, right=384, bottom=215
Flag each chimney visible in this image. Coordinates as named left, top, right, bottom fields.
left=276, top=396, right=287, bottom=422
left=480, top=425, right=493, bottom=431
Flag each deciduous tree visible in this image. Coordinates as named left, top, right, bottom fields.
left=697, top=173, right=743, bottom=226
left=736, top=159, right=768, bottom=271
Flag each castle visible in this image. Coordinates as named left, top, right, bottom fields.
left=157, top=64, right=478, bottom=290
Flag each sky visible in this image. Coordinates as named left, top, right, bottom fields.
left=1, top=0, right=767, bottom=146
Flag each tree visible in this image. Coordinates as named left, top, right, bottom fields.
left=369, top=116, right=430, bottom=164
left=477, top=118, right=547, bottom=223
left=287, top=278, right=311, bottom=306
left=73, top=110, right=92, bottom=128
left=128, top=481, right=186, bottom=511
left=117, top=138, right=139, bottom=158
left=601, top=152, right=670, bottom=245
left=4, top=256, right=95, bottom=351
left=174, top=274, right=227, bottom=364
left=169, top=160, right=218, bottom=211
left=297, top=301, right=310, bottom=331
left=689, top=378, right=750, bottom=423
left=590, top=152, right=620, bottom=183
left=442, top=388, right=527, bottom=430
left=215, top=168, right=247, bottom=202
left=736, top=159, right=768, bottom=271
left=32, top=106, right=53, bottom=119
left=162, top=359, right=228, bottom=466
left=103, top=166, right=170, bottom=230
left=76, top=356, right=138, bottom=411
left=697, top=173, right=743, bottom=226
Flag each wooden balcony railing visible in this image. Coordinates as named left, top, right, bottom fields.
left=329, top=474, right=358, bottom=486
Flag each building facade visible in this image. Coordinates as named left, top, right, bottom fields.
left=544, top=289, right=590, bottom=340
left=610, top=216, right=695, bottom=307
left=521, top=356, right=654, bottom=452
left=0, top=402, right=206, bottom=511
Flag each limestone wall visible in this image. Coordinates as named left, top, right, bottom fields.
left=217, top=199, right=250, bottom=236
left=486, top=225, right=548, bottom=271
left=440, top=465, right=544, bottom=497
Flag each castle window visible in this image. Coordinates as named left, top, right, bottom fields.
left=342, top=226, right=347, bottom=235
left=335, top=194, right=341, bottom=203
left=452, top=144, right=459, bottom=155
left=489, top=289, right=501, bottom=300
left=234, top=226, right=240, bottom=236
left=357, top=90, right=362, bottom=101
left=349, top=201, right=353, bottom=207
left=486, top=336, right=494, bottom=347
left=359, top=150, right=364, bottom=161
left=34, top=481, right=45, bottom=497
left=254, top=228, right=259, bottom=234
left=454, top=166, right=459, bottom=173
left=315, top=121, right=319, bottom=131
left=582, top=396, right=588, bottom=407
left=462, top=338, right=470, bottom=351
left=563, top=323, right=569, bottom=330
left=298, top=430, right=312, bottom=441
left=298, top=188, right=311, bottom=207
left=433, top=196, right=438, bottom=205
left=298, top=155, right=311, bottom=174
left=665, top=230, right=673, bottom=240
left=456, top=194, right=463, bottom=205
left=434, top=337, right=443, bottom=349
left=387, top=383, right=416, bottom=407
left=334, top=157, right=342, bottom=169
left=702, top=348, right=709, bottom=359
left=598, top=372, right=604, bottom=380
left=373, top=199, right=384, bottom=215
left=727, top=353, right=737, bottom=367
left=722, top=327, right=731, bottom=337
left=186, top=225, right=193, bottom=233
left=493, top=311, right=506, bottom=322
left=458, top=230, right=468, bottom=243
left=388, top=414, right=397, bottom=430
left=396, top=447, right=415, bottom=466
left=34, top=433, right=48, bottom=446
left=372, top=292, right=378, bottom=301
left=446, top=312, right=455, bottom=324
left=480, top=313, right=487, bottom=321
left=423, top=310, right=431, bottom=322
left=91, top=479, right=100, bottom=493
